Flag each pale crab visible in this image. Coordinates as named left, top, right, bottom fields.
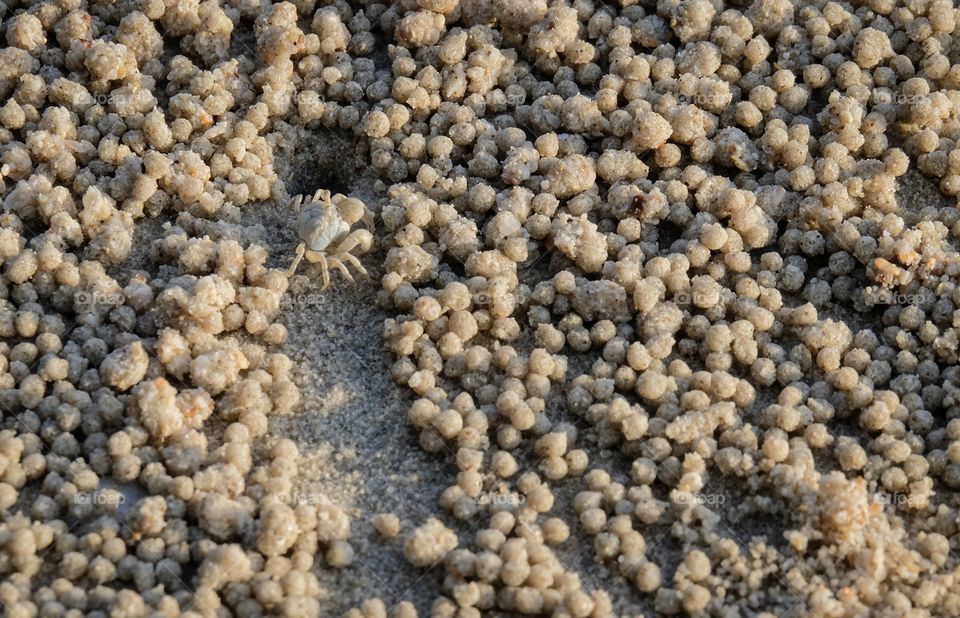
left=285, top=189, right=374, bottom=288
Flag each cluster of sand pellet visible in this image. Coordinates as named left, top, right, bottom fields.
left=4, top=0, right=960, bottom=616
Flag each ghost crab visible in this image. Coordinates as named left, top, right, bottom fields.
left=286, top=189, right=374, bottom=289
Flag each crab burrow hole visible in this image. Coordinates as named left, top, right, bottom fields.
left=280, top=125, right=368, bottom=198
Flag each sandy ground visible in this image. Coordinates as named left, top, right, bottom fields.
left=277, top=267, right=457, bottom=615
left=251, top=131, right=457, bottom=614
left=234, top=133, right=953, bottom=616
left=3, top=4, right=958, bottom=616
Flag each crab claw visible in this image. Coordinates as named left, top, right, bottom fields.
left=334, top=196, right=374, bottom=230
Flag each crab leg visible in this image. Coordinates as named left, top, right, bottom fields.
left=287, top=242, right=307, bottom=277
left=327, top=257, right=355, bottom=283
left=337, top=252, right=368, bottom=277
left=300, top=251, right=333, bottom=289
